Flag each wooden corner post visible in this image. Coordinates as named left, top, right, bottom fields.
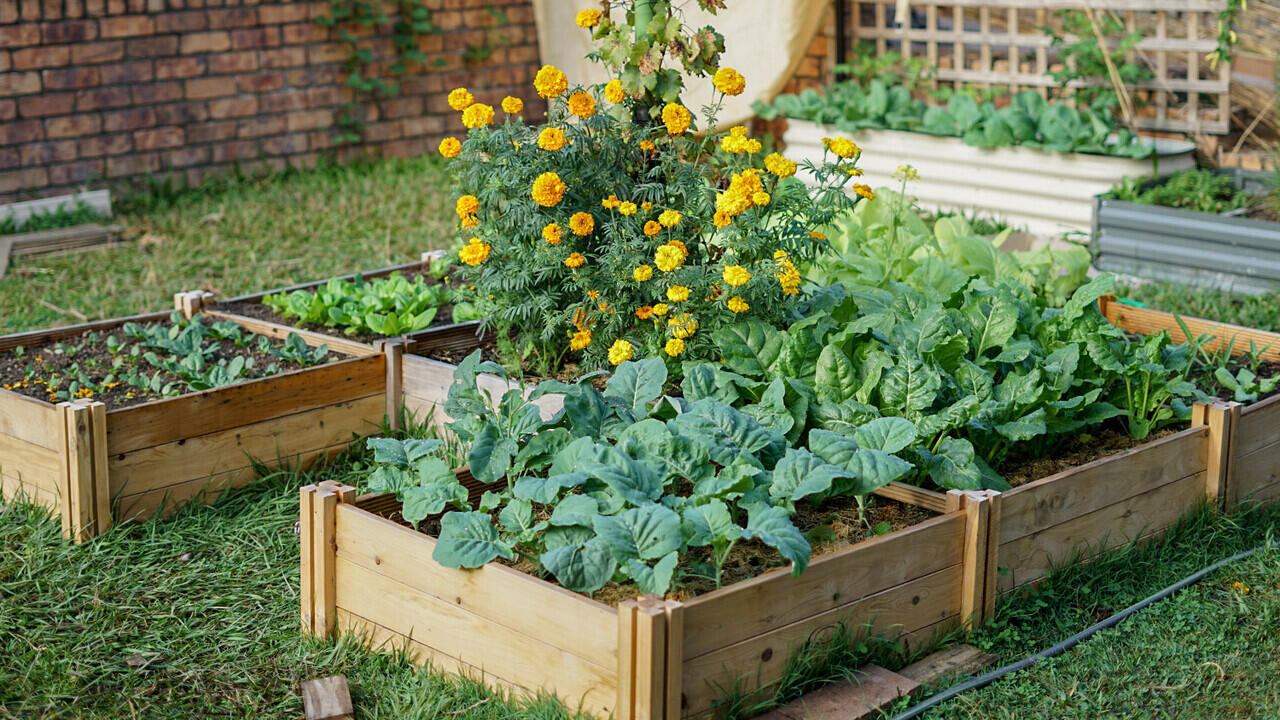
left=58, top=400, right=110, bottom=542
left=300, top=481, right=355, bottom=639
left=618, top=595, right=682, bottom=720
left=1193, top=400, right=1242, bottom=511
left=951, top=489, right=1001, bottom=631
left=172, top=290, right=213, bottom=319
left=375, top=339, right=405, bottom=431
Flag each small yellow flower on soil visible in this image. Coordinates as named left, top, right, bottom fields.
left=722, top=265, right=751, bottom=287
left=567, top=91, right=596, bottom=118
left=542, top=222, right=563, bottom=244
left=618, top=202, right=637, bottom=216
left=531, top=171, right=567, bottom=206
left=459, top=238, right=491, bottom=265
left=608, top=339, right=634, bottom=365
left=853, top=184, right=876, bottom=200
left=538, top=127, right=567, bottom=151
left=644, top=220, right=662, bottom=237
left=569, top=212, right=595, bottom=235
left=633, top=265, right=654, bottom=282
left=664, top=337, right=685, bottom=357
left=456, top=194, right=480, bottom=218
left=501, top=96, right=524, bottom=114
left=726, top=296, right=749, bottom=313
left=666, top=285, right=690, bottom=302
left=764, top=152, right=797, bottom=178
left=604, top=78, right=626, bottom=103
left=652, top=303, right=670, bottom=317
left=661, top=102, right=692, bottom=135
left=668, top=313, right=699, bottom=339
left=462, top=103, right=495, bottom=128
left=636, top=305, right=654, bottom=319
left=658, top=210, right=681, bottom=227
left=438, top=137, right=462, bottom=158
left=565, top=252, right=586, bottom=268
left=751, top=191, right=770, bottom=206
left=570, top=329, right=592, bottom=350
left=575, top=8, right=602, bottom=28
left=534, top=65, right=568, bottom=98
left=448, top=87, right=474, bottom=111
left=823, top=136, right=860, bottom=159
left=713, top=67, right=746, bottom=96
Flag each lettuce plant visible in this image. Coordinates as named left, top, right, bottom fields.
left=264, top=272, right=470, bottom=336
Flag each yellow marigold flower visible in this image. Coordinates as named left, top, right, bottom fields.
left=664, top=337, right=685, bottom=357
left=601, top=194, right=621, bottom=209
left=570, top=329, right=592, bottom=351
left=809, top=231, right=826, bottom=240
left=565, top=252, right=586, bottom=268
left=847, top=168, right=864, bottom=176
left=531, top=171, right=567, bottom=207
left=721, top=134, right=748, bottom=154
left=853, top=184, right=876, bottom=200
left=722, top=265, right=751, bottom=287
left=641, top=201, right=654, bottom=211
left=542, top=222, right=562, bottom=244
left=652, top=303, right=670, bottom=317
left=608, top=339, right=634, bottom=365
left=653, top=243, right=686, bottom=272
left=587, top=290, right=601, bottom=300
left=658, top=210, right=681, bottom=228
left=666, top=285, right=690, bottom=302
left=644, top=220, right=662, bottom=237
left=661, top=103, right=692, bottom=135
left=745, top=139, right=762, bottom=154
left=1232, top=581, right=1251, bottom=594
left=575, top=8, right=602, bottom=28
left=752, top=191, right=770, bottom=206
left=668, top=313, right=699, bottom=339
left=713, top=67, right=746, bottom=96
left=567, top=91, right=596, bottom=118
left=459, top=215, right=478, bottom=228
left=729, top=125, right=748, bottom=137
left=633, top=265, right=654, bottom=282
left=534, top=65, right=568, bottom=98
left=455, top=194, right=480, bottom=218
left=726, top=296, right=749, bottom=313
left=501, top=96, right=524, bottom=114
left=822, top=136, right=860, bottom=159
left=462, top=103, right=495, bottom=129
left=448, top=87, right=474, bottom=111
left=775, top=253, right=802, bottom=295
left=538, top=126, right=567, bottom=151
left=619, top=202, right=638, bottom=216
left=604, top=78, right=625, bottom=103
left=569, top=211, right=595, bottom=236
left=438, top=136, right=462, bottom=158
left=639, top=139, right=656, bottom=152
left=459, top=237, right=491, bottom=266
left=636, top=305, right=654, bottom=319
left=764, top=152, right=796, bottom=177
left=713, top=210, right=731, bottom=228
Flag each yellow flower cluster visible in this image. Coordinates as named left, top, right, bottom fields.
left=822, top=136, right=860, bottom=159
left=720, top=126, right=762, bottom=154
left=569, top=212, right=594, bottom=235
left=539, top=127, right=566, bottom=151
left=535, top=65, right=568, bottom=98
left=502, top=96, right=523, bottom=114
left=658, top=210, right=681, bottom=227
left=722, top=265, right=751, bottom=287
left=764, top=152, right=796, bottom=178
left=668, top=313, right=698, bottom=339
left=462, top=103, right=495, bottom=129
left=726, top=296, right=749, bottom=313
left=638, top=139, right=656, bottom=152
left=661, top=102, right=691, bottom=135
left=607, top=339, right=634, bottom=365
left=715, top=169, right=767, bottom=222
left=531, top=171, right=567, bottom=207
left=448, top=87, right=474, bottom=111
left=892, top=164, right=919, bottom=182
left=633, top=265, right=653, bottom=282
left=570, top=329, right=592, bottom=350
left=774, top=250, right=801, bottom=295
left=455, top=194, right=479, bottom=225
left=438, top=137, right=462, bottom=158
left=565, top=252, right=586, bottom=268
left=601, top=194, right=620, bottom=209
left=604, top=79, right=625, bottom=104
left=542, top=222, right=562, bottom=244
left=459, top=237, right=491, bottom=265
left=712, top=67, right=745, bottom=96
left=853, top=184, right=876, bottom=200
left=619, top=201, right=637, bottom=216
left=653, top=240, right=687, bottom=272
left=652, top=303, right=669, bottom=316
left=666, top=285, right=689, bottom=302
left=664, top=338, right=685, bottom=356
left=567, top=91, right=596, bottom=118
left=575, top=8, right=602, bottom=28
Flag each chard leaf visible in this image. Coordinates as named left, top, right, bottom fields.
left=742, top=503, right=811, bottom=576
left=469, top=423, right=517, bottom=485
left=605, top=358, right=667, bottom=415
left=995, top=407, right=1048, bottom=442
left=549, top=494, right=599, bottom=527
left=880, top=351, right=941, bottom=413
left=815, top=344, right=859, bottom=403
left=852, top=417, right=918, bottom=454
left=581, top=444, right=664, bottom=506
left=625, top=551, right=679, bottom=595
left=541, top=538, right=617, bottom=593
left=769, top=448, right=852, bottom=502
left=919, top=436, right=983, bottom=490
left=967, top=293, right=1019, bottom=357
left=712, top=320, right=785, bottom=378
left=669, top=398, right=782, bottom=468
left=682, top=499, right=740, bottom=547
left=432, top=511, right=513, bottom=569
left=593, top=503, right=682, bottom=561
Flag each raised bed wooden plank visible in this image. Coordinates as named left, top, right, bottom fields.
left=0, top=390, right=63, bottom=451
left=0, top=431, right=62, bottom=508
left=999, top=426, right=1208, bottom=544
left=1237, top=393, right=1280, bottom=458
left=402, top=353, right=564, bottom=425
left=0, top=311, right=171, bottom=353
left=203, top=310, right=374, bottom=358
left=1100, top=296, right=1280, bottom=363
left=333, top=501, right=618, bottom=670
left=105, top=354, right=385, bottom=454
left=1235, top=438, right=1280, bottom=505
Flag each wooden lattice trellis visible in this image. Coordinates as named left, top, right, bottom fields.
left=845, top=1, right=1232, bottom=133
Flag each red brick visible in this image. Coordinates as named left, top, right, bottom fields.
left=0, top=100, right=14, bottom=121
left=75, top=86, right=132, bottom=110
left=211, top=139, right=259, bottom=162
left=434, top=10, right=463, bottom=31
left=71, top=41, right=125, bottom=64
left=0, top=25, right=41, bottom=47
left=231, top=27, right=279, bottom=49
left=42, top=0, right=63, bottom=20
left=380, top=137, right=428, bottom=158
left=261, top=47, right=305, bottom=68
left=126, top=35, right=179, bottom=58
left=102, top=107, right=156, bottom=132
left=100, top=15, right=155, bottom=38
left=0, top=120, right=44, bottom=145
left=0, top=148, right=18, bottom=170
left=259, top=88, right=307, bottom=113
left=258, top=4, right=309, bottom=24
left=187, top=120, right=237, bottom=143
left=236, top=71, right=282, bottom=93
left=41, top=66, right=100, bottom=89
left=306, top=43, right=346, bottom=64
left=99, top=60, right=153, bottom=84
left=18, top=92, right=76, bottom=117
left=0, top=71, right=42, bottom=95
left=156, top=56, right=204, bottom=79
left=362, top=121, right=401, bottom=142
left=134, top=126, right=184, bottom=150
left=402, top=115, right=444, bottom=137
left=106, top=152, right=160, bottom=177
left=40, top=20, right=98, bottom=44
left=281, top=22, right=325, bottom=44
left=83, top=0, right=104, bottom=13
left=49, top=159, right=105, bottom=185
left=306, top=86, right=341, bottom=107
left=208, top=96, right=258, bottom=118
left=77, top=135, right=129, bottom=157
left=64, top=0, right=83, bottom=17
left=19, top=0, right=40, bottom=21
left=132, top=81, right=183, bottom=104
left=155, top=102, right=210, bottom=125
left=0, top=4, right=18, bottom=23
left=155, top=11, right=207, bottom=33
left=286, top=66, right=337, bottom=85
left=180, top=31, right=231, bottom=54
left=208, top=50, right=258, bottom=74
left=288, top=153, right=320, bottom=171
left=163, top=146, right=210, bottom=168
left=21, top=140, right=78, bottom=166
left=45, top=115, right=101, bottom=139
left=0, top=54, right=8, bottom=73
left=0, top=167, right=50, bottom=195
left=235, top=115, right=285, bottom=137
left=207, top=8, right=258, bottom=28
left=286, top=108, right=330, bottom=131
left=185, top=75, right=236, bottom=99
left=379, top=96, right=422, bottom=119
left=262, top=133, right=306, bottom=154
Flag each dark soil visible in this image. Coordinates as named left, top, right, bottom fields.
left=426, top=331, right=605, bottom=388
left=999, top=426, right=1181, bottom=488
left=0, top=322, right=332, bottom=410
left=1198, top=360, right=1280, bottom=404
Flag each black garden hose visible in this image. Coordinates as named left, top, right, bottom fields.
left=887, top=539, right=1280, bottom=720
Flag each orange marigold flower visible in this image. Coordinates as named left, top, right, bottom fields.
left=712, top=67, right=746, bottom=96
left=565, top=252, right=586, bottom=268
left=542, top=222, right=562, bottom=244
left=644, top=220, right=662, bottom=237
left=534, top=65, right=568, bottom=98
left=501, top=96, right=524, bottom=114
left=462, top=103, right=495, bottom=128
left=569, top=211, right=595, bottom=236
left=567, top=91, right=596, bottom=118
left=438, top=137, right=462, bottom=158
left=661, top=103, right=692, bottom=135
left=604, top=78, right=626, bottom=103
left=531, top=172, right=567, bottom=206
left=575, top=9, right=602, bottom=28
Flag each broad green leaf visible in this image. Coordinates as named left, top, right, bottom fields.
left=769, top=448, right=852, bottom=502
left=512, top=427, right=571, bottom=475
left=605, top=358, right=667, bottom=415
left=880, top=351, right=941, bottom=413
left=852, top=417, right=917, bottom=454
left=580, top=444, right=664, bottom=505
left=835, top=448, right=914, bottom=495
left=549, top=494, right=599, bottom=527
left=682, top=500, right=740, bottom=547
left=669, top=398, right=782, bottom=468
left=499, top=497, right=535, bottom=534
left=432, top=511, right=513, bottom=569
left=995, top=407, right=1048, bottom=442
left=562, top=382, right=612, bottom=437
left=692, top=461, right=759, bottom=501
left=712, top=320, right=785, bottom=378
left=469, top=423, right=517, bottom=485
left=401, top=480, right=469, bottom=526
left=541, top=538, right=618, bottom=593
left=512, top=472, right=586, bottom=504
left=593, top=503, right=682, bottom=561
left=625, top=551, right=679, bottom=595
left=544, top=524, right=594, bottom=551
left=920, top=437, right=983, bottom=491
left=742, top=503, right=811, bottom=576
left=815, top=344, right=859, bottom=403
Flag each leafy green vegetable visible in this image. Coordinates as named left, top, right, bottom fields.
left=263, top=271, right=465, bottom=336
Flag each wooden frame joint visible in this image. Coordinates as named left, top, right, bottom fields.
left=58, top=400, right=109, bottom=543
left=1194, top=400, right=1241, bottom=510
left=375, top=340, right=406, bottom=431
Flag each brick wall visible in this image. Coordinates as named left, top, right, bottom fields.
left=0, top=0, right=542, bottom=203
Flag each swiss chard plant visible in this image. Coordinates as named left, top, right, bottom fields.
left=263, top=272, right=477, bottom=336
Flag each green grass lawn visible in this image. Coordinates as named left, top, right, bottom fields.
left=1117, top=281, right=1280, bottom=334
left=0, top=157, right=456, bottom=335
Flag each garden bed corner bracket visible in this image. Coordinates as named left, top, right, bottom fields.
left=173, top=290, right=214, bottom=320
left=950, top=489, right=1001, bottom=631
left=300, top=482, right=355, bottom=640
left=617, top=594, right=684, bottom=720
left=1193, top=400, right=1242, bottom=511
left=374, top=339, right=406, bottom=431
left=57, top=400, right=109, bottom=543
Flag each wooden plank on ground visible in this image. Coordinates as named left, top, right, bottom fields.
left=105, top=355, right=384, bottom=454
left=681, top=513, right=964, bottom=659
left=898, top=644, right=998, bottom=687
left=757, top=665, right=920, bottom=720
left=301, top=675, right=353, bottom=720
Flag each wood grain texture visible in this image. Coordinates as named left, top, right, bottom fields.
left=313, top=489, right=338, bottom=640
left=0, top=390, right=62, bottom=450
left=1235, top=438, right=1280, bottom=505
left=1101, top=297, right=1280, bottom=364
left=872, top=482, right=948, bottom=513
left=0, top=311, right=171, bottom=352
left=681, top=513, right=964, bottom=660
left=1238, top=393, right=1280, bottom=457
left=301, top=484, right=317, bottom=634
left=0, top=430, right=63, bottom=505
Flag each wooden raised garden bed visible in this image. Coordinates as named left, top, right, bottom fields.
left=301, top=479, right=998, bottom=719
left=0, top=310, right=392, bottom=542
